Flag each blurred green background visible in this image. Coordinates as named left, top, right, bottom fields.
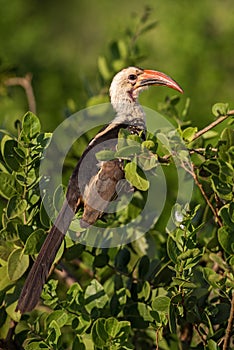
left=0, top=0, right=233, bottom=132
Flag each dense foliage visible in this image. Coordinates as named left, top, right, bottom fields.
left=0, top=6, right=234, bottom=350
left=0, top=106, right=233, bottom=349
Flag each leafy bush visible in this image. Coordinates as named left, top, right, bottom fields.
left=0, top=102, right=233, bottom=350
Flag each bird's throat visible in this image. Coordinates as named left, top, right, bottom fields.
left=112, top=99, right=146, bottom=128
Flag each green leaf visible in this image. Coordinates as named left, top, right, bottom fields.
left=5, top=289, right=21, bottom=322
left=220, top=127, right=234, bottom=148
left=212, top=102, right=229, bottom=117
left=177, top=248, right=201, bottom=261
left=172, top=277, right=197, bottom=289
left=137, top=302, right=154, bottom=322
left=98, top=56, right=111, bottom=80
left=138, top=255, right=150, bottom=279
left=137, top=281, right=151, bottom=301
left=115, top=320, right=131, bottom=344
left=219, top=205, right=234, bottom=230
left=118, top=128, right=131, bottom=141
left=0, top=220, right=18, bottom=241
left=67, top=282, right=83, bottom=305
left=47, top=320, right=61, bottom=345
left=7, top=248, right=29, bottom=281
left=142, top=140, right=156, bottom=151
left=74, top=315, right=91, bottom=334
left=96, top=318, right=110, bottom=343
left=92, top=318, right=108, bottom=347
left=84, top=280, right=109, bottom=312
left=168, top=302, right=177, bottom=333
left=152, top=296, right=170, bottom=313
left=21, top=112, right=41, bottom=141
left=24, top=229, right=45, bottom=254
left=156, top=133, right=170, bottom=149
left=211, top=175, right=232, bottom=200
left=105, top=317, right=119, bottom=337
left=209, top=303, right=231, bottom=324
left=202, top=130, right=218, bottom=139
left=124, top=302, right=151, bottom=329
left=72, top=336, right=86, bottom=350
left=209, top=253, right=227, bottom=270
left=0, top=240, right=13, bottom=261
left=127, top=134, right=142, bottom=144
left=41, top=278, right=58, bottom=299
left=24, top=341, right=49, bottom=350
left=167, top=236, right=181, bottom=264
left=115, top=145, right=141, bottom=158
left=18, top=225, right=34, bottom=244
left=182, top=127, right=198, bottom=142
left=36, top=132, right=52, bottom=148
left=137, top=151, right=158, bottom=171
left=1, top=134, right=12, bottom=157
left=95, top=149, right=116, bottom=161
left=203, top=268, right=223, bottom=288
left=46, top=310, right=68, bottom=328
left=1, top=137, right=22, bottom=171
left=0, top=173, right=19, bottom=199
left=181, top=97, right=191, bottom=118
left=6, top=195, right=27, bottom=219
left=117, top=39, right=128, bottom=59
left=124, top=300, right=153, bottom=330
left=93, top=253, right=109, bottom=268
left=115, top=248, right=130, bottom=272
left=125, top=160, right=149, bottom=191
left=218, top=226, right=234, bottom=254
left=207, top=339, right=219, bottom=350
left=40, top=202, right=51, bottom=228
left=203, top=161, right=220, bottom=175
left=0, top=266, right=13, bottom=290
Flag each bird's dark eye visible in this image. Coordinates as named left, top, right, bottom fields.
left=128, top=74, right=137, bottom=81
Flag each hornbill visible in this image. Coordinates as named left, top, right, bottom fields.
left=16, top=67, right=183, bottom=313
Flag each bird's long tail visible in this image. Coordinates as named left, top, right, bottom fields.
left=16, top=200, right=77, bottom=313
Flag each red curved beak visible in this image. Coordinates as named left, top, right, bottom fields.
left=136, top=69, right=183, bottom=94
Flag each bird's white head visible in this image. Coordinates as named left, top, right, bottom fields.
left=109, top=66, right=183, bottom=123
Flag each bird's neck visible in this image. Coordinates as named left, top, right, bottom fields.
left=111, top=96, right=146, bottom=129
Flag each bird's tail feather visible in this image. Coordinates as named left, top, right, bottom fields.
left=16, top=201, right=76, bottom=313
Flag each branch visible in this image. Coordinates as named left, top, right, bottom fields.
left=192, top=110, right=234, bottom=142
left=4, top=74, right=37, bottom=114
left=189, top=147, right=217, bottom=155
left=223, top=291, right=234, bottom=350
left=194, top=324, right=207, bottom=346
left=181, top=162, right=223, bottom=227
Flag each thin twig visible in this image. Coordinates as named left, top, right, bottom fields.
left=223, top=291, right=234, bottom=350
left=156, top=329, right=160, bottom=350
left=191, top=164, right=222, bottom=227
left=192, top=110, right=234, bottom=142
left=189, top=147, right=218, bottom=155
left=5, top=74, right=37, bottom=114
left=194, top=324, right=207, bottom=346
left=179, top=160, right=222, bottom=226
